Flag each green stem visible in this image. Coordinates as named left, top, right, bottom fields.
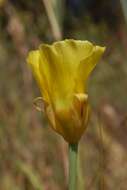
left=69, top=143, right=78, bottom=190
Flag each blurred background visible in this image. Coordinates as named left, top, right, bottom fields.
left=0, top=0, right=127, bottom=189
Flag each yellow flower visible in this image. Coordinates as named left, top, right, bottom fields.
left=27, top=39, right=105, bottom=143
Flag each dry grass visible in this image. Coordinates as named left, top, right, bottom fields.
left=0, top=1, right=127, bottom=189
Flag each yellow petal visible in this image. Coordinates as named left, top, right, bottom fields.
left=51, top=93, right=90, bottom=143
left=39, top=40, right=95, bottom=109
left=75, top=46, right=106, bottom=92
left=53, top=39, right=94, bottom=67
left=27, top=50, right=50, bottom=102
left=39, top=43, right=74, bottom=109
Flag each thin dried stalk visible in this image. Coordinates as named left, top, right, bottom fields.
left=120, top=0, right=127, bottom=24
left=42, top=0, right=62, bottom=40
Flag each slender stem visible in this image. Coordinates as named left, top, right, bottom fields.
left=120, top=0, right=127, bottom=24
left=69, top=143, right=78, bottom=190
left=42, top=0, right=62, bottom=40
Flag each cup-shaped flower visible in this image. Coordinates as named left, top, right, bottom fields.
left=27, top=39, right=105, bottom=143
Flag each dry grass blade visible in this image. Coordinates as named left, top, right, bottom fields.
left=16, top=161, right=44, bottom=190
left=120, top=0, right=127, bottom=23
left=42, top=0, right=62, bottom=40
